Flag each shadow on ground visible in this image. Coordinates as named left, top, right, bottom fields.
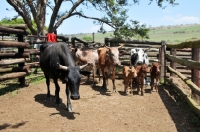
left=158, top=85, right=200, bottom=132
left=34, top=94, right=80, bottom=120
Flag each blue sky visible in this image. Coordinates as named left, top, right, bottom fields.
left=0, top=0, right=199, bottom=34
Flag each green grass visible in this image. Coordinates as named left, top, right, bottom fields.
left=0, top=68, right=45, bottom=96
left=65, top=24, right=200, bottom=43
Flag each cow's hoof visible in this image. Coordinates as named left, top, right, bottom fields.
left=67, top=107, right=73, bottom=112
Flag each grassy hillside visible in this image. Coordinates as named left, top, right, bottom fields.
left=65, top=24, right=200, bottom=43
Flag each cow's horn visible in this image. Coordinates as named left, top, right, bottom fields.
left=118, top=44, right=124, bottom=48
left=80, top=63, right=89, bottom=69
left=144, top=47, right=151, bottom=52
left=58, top=64, right=68, bottom=71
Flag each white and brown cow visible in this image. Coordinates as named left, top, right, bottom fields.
left=73, top=48, right=100, bottom=85
left=122, top=66, right=137, bottom=94
left=98, top=44, right=124, bottom=92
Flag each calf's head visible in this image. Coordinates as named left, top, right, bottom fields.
left=151, top=62, right=161, bottom=75
left=129, top=66, right=137, bottom=78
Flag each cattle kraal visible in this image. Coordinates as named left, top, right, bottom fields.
left=40, top=42, right=89, bottom=112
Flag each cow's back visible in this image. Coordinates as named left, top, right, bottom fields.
left=40, top=42, right=74, bottom=77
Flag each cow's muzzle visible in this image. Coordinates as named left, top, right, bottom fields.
left=137, top=61, right=143, bottom=65
left=71, top=95, right=80, bottom=100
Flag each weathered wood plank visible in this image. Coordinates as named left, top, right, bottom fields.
left=0, top=72, right=29, bottom=82
left=0, top=41, right=30, bottom=48
left=166, top=54, right=200, bottom=70
left=167, top=40, right=200, bottom=48
left=0, top=65, right=31, bottom=73
left=0, top=53, right=30, bottom=59
left=167, top=66, right=200, bottom=95
left=0, top=26, right=29, bottom=35
left=0, top=58, right=25, bottom=66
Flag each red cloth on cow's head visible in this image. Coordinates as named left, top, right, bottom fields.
left=47, top=33, right=57, bottom=42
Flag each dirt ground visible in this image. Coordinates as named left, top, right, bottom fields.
left=0, top=77, right=199, bottom=132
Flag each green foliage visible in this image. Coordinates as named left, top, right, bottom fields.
left=0, top=18, right=37, bottom=34
left=113, top=20, right=150, bottom=40
left=82, top=36, right=93, bottom=42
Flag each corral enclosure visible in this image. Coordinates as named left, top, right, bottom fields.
left=1, top=24, right=200, bottom=131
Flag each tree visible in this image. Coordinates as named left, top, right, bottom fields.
left=82, top=36, right=93, bottom=42
left=5, top=0, right=177, bottom=36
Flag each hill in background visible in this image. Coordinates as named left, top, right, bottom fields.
left=63, top=24, right=200, bottom=44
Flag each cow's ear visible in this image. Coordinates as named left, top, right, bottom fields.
left=97, top=48, right=102, bottom=54
left=126, top=70, right=130, bottom=77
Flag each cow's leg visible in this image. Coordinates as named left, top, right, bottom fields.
left=65, top=82, right=73, bottom=112
left=101, top=69, right=107, bottom=89
left=141, top=80, right=144, bottom=96
left=155, top=76, right=159, bottom=92
left=52, top=78, right=61, bottom=107
left=105, top=72, right=109, bottom=90
left=92, top=66, right=97, bottom=86
left=136, top=78, right=140, bottom=94
left=96, top=68, right=101, bottom=83
left=130, top=79, right=133, bottom=94
left=45, top=74, right=51, bottom=100
left=150, top=76, right=154, bottom=93
left=124, top=80, right=128, bottom=94
left=111, top=67, right=116, bottom=92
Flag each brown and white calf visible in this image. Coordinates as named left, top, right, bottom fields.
left=135, top=63, right=149, bottom=96
left=73, top=48, right=100, bottom=85
left=122, top=66, right=137, bottom=94
left=150, top=62, right=161, bottom=92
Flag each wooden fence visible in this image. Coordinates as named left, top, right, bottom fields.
left=0, top=24, right=45, bottom=86
left=164, top=40, right=200, bottom=116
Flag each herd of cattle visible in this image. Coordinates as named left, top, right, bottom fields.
left=39, top=42, right=161, bottom=112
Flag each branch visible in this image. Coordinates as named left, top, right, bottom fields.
left=54, top=12, right=115, bottom=31
left=6, top=0, right=37, bottom=34
left=52, top=0, right=84, bottom=31
left=26, top=0, right=37, bottom=22
left=48, top=0, right=64, bottom=32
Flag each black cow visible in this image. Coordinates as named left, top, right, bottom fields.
left=40, top=42, right=88, bottom=112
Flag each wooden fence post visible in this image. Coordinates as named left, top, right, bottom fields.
left=160, top=41, right=166, bottom=82
left=104, top=38, right=109, bottom=46
left=17, top=34, right=25, bottom=86
left=71, top=37, right=75, bottom=48
left=92, top=32, right=94, bottom=43
left=192, top=48, right=200, bottom=88
left=170, top=48, right=176, bottom=77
